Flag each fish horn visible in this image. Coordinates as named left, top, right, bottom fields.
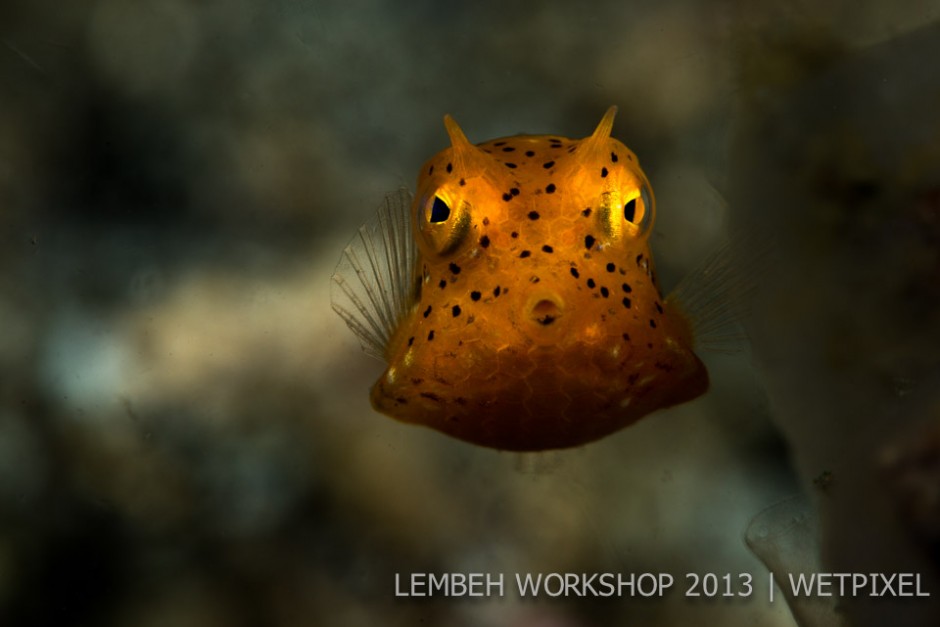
left=444, top=114, right=495, bottom=176
left=580, top=106, right=618, bottom=161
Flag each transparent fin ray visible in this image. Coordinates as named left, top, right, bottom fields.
left=331, top=189, right=418, bottom=361
left=666, top=227, right=776, bottom=354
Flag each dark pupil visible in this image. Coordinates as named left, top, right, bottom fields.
left=430, top=196, right=450, bottom=223
left=623, top=198, right=636, bottom=223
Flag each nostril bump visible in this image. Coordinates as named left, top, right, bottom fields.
left=531, top=298, right=560, bottom=326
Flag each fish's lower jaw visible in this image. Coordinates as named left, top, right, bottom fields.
left=368, top=349, right=709, bottom=452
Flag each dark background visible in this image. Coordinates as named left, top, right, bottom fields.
left=2, top=1, right=939, bottom=625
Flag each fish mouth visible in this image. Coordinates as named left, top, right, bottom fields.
left=530, top=298, right=561, bottom=325
left=524, top=291, right=566, bottom=343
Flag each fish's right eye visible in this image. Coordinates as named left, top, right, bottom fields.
left=429, top=196, right=451, bottom=223
left=417, top=191, right=472, bottom=257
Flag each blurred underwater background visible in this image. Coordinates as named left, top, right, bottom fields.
left=1, top=1, right=939, bottom=625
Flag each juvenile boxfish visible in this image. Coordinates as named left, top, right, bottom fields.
left=332, top=107, right=741, bottom=451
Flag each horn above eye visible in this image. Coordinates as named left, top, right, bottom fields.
left=442, top=115, right=496, bottom=177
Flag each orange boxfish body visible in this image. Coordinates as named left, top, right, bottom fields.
left=333, top=108, right=710, bottom=451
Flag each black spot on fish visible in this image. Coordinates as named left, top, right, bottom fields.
left=423, top=305, right=432, bottom=318
left=525, top=150, right=535, bottom=157
left=428, top=330, right=435, bottom=341
left=502, top=146, right=516, bottom=152
left=622, top=283, right=632, bottom=293
left=449, top=262, right=461, bottom=275
left=649, top=319, right=657, bottom=328
left=439, top=279, right=447, bottom=289
left=528, top=211, right=540, bottom=220
left=655, top=301, right=663, bottom=314
left=606, top=262, right=615, bottom=272
left=585, top=235, right=596, bottom=250
left=502, top=192, right=512, bottom=201
left=452, top=305, right=461, bottom=317
left=510, top=187, right=520, bottom=196
left=505, top=162, right=518, bottom=169
left=470, top=290, right=481, bottom=301
left=459, top=178, right=466, bottom=186
left=520, top=250, right=531, bottom=258
left=611, top=152, right=619, bottom=162
left=494, top=286, right=501, bottom=297
left=600, top=287, right=609, bottom=298
left=446, top=162, right=453, bottom=173
left=543, top=160, right=555, bottom=169
left=587, top=278, right=596, bottom=289
left=622, top=332, right=630, bottom=341
left=601, top=167, right=608, bottom=178
left=408, top=336, right=415, bottom=346
left=541, top=244, right=553, bottom=253
left=511, top=231, right=519, bottom=238
left=494, top=141, right=506, bottom=147
left=582, top=208, right=592, bottom=217
left=545, top=183, right=556, bottom=194
left=570, top=267, right=580, bottom=278
left=480, top=235, right=490, bottom=248
left=622, top=297, right=632, bottom=309
left=421, top=391, right=442, bottom=402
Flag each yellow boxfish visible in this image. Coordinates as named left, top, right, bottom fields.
left=332, top=107, right=740, bottom=451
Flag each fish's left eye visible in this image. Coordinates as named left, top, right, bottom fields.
left=595, top=181, right=654, bottom=243
left=623, top=198, right=636, bottom=222
left=633, top=183, right=654, bottom=235
left=621, top=183, right=654, bottom=237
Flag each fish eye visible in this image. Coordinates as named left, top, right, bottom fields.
left=634, top=183, right=654, bottom=234
left=429, top=196, right=451, bottom=223
left=621, top=183, right=654, bottom=237
left=595, top=181, right=654, bottom=243
left=623, top=198, right=636, bottom=222
left=417, top=190, right=472, bottom=257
